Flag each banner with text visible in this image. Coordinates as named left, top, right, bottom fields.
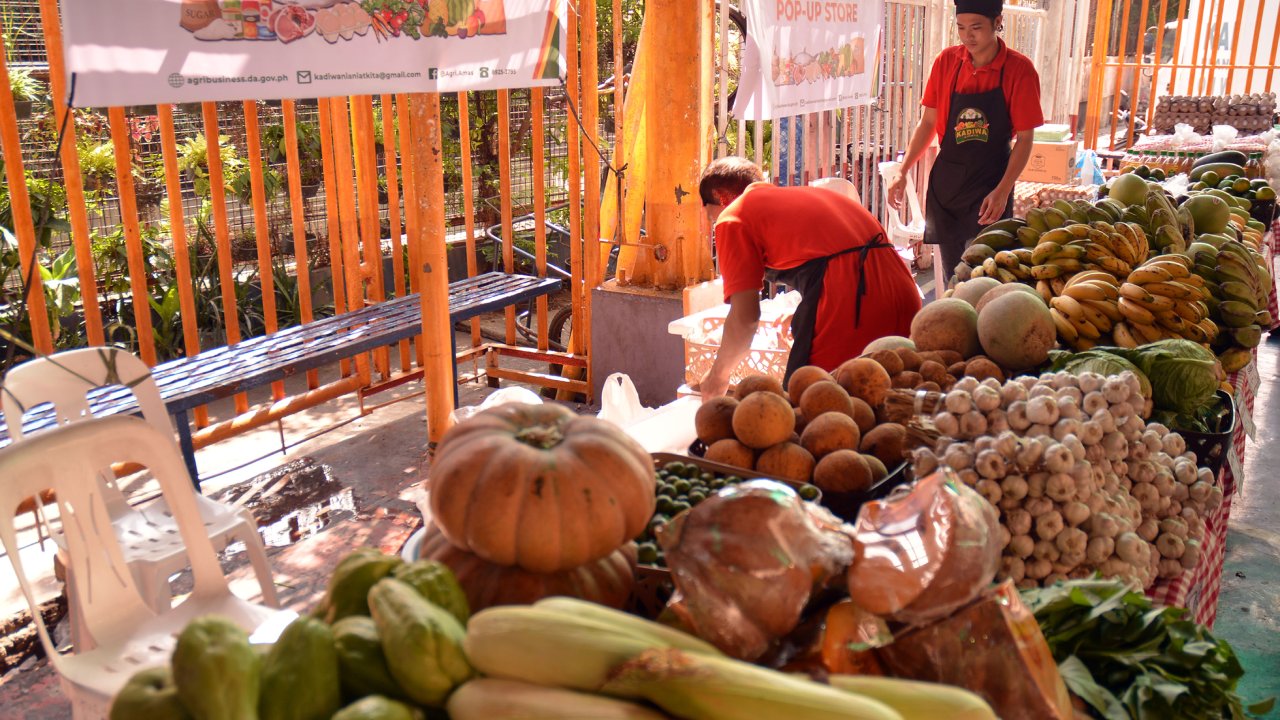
left=734, top=0, right=882, bottom=121
left=63, top=0, right=565, bottom=107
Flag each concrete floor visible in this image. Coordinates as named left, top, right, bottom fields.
left=0, top=303, right=1277, bottom=717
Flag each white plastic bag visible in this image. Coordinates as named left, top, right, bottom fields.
left=1172, top=123, right=1201, bottom=147
left=1075, top=150, right=1105, bottom=186
left=450, top=386, right=544, bottom=424
left=597, top=373, right=657, bottom=429
left=1211, top=124, right=1239, bottom=152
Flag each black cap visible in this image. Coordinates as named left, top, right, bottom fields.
left=955, top=0, right=1002, bottom=16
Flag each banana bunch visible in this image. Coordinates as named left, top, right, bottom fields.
left=1026, top=221, right=1143, bottom=287
left=1143, top=189, right=1190, bottom=254
left=968, top=217, right=1037, bottom=252
left=1188, top=240, right=1275, bottom=371
left=968, top=247, right=1037, bottom=282
left=1113, top=255, right=1216, bottom=348
left=1049, top=271, right=1123, bottom=350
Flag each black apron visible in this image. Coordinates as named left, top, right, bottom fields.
left=767, top=234, right=895, bottom=383
left=924, top=60, right=1014, bottom=276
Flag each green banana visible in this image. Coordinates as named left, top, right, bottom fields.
left=1218, top=300, right=1259, bottom=327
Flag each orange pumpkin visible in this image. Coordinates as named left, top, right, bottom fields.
left=418, top=524, right=637, bottom=611
left=427, top=403, right=655, bottom=573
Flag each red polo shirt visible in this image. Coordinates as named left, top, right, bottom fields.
left=922, top=40, right=1044, bottom=143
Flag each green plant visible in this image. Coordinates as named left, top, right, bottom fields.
left=8, top=68, right=43, bottom=103
left=149, top=284, right=185, bottom=360
left=177, top=133, right=246, bottom=197
left=262, top=120, right=325, bottom=189
left=91, top=224, right=174, bottom=297
left=39, top=247, right=85, bottom=351
left=0, top=175, right=69, bottom=249
left=229, top=165, right=285, bottom=205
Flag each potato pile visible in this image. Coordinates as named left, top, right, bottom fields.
left=696, top=364, right=910, bottom=494
left=911, top=370, right=1221, bottom=590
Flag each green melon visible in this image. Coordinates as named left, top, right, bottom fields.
left=1110, top=172, right=1150, bottom=206
left=952, top=277, right=1002, bottom=308
left=910, top=299, right=981, bottom=358
left=1185, top=194, right=1232, bottom=234
left=977, top=291, right=1056, bottom=371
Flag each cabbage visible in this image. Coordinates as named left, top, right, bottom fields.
left=1111, top=340, right=1221, bottom=416
left=1048, top=350, right=1152, bottom=399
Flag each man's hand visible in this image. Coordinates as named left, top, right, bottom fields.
left=887, top=171, right=907, bottom=210
left=697, top=370, right=730, bottom=403
left=978, top=185, right=1012, bottom=225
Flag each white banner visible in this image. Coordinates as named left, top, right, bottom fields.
left=62, top=0, right=565, bottom=107
left=733, top=0, right=882, bottom=121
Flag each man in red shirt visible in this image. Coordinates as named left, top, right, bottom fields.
left=697, top=157, right=922, bottom=401
left=887, top=0, right=1043, bottom=282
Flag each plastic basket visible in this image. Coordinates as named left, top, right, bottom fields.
left=1177, top=390, right=1236, bottom=479
left=682, top=316, right=793, bottom=386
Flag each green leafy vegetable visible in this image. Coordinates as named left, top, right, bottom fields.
left=1023, top=579, right=1274, bottom=720
left=1047, top=349, right=1153, bottom=399
left=1111, top=340, right=1221, bottom=416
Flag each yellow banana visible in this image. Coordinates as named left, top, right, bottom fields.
left=1012, top=248, right=1035, bottom=264
left=1050, top=277, right=1068, bottom=296
left=1031, top=264, right=1064, bottom=280
left=1065, top=224, right=1093, bottom=238
left=1148, top=253, right=1192, bottom=270
left=1129, top=319, right=1164, bottom=343
left=1068, top=270, right=1121, bottom=288
left=1155, top=311, right=1189, bottom=335
left=1142, top=281, right=1201, bottom=301
left=1050, top=307, right=1080, bottom=342
left=1094, top=256, right=1132, bottom=277
left=1071, top=336, right=1099, bottom=350
left=1039, top=227, right=1073, bottom=245
left=1120, top=282, right=1176, bottom=311
left=1076, top=300, right=1115, bottom=332
left=1118, top=297, right=1158, bottom=325
left=1183, top=320, right=1209, bottom=343
left=1048, top=257, right=1085, bottom=273
left=1063, top=281, right=1111, bottom=302
left=1032, top=242, right=1063, bottom=265
left=1036, top=280, right=1055, bottom=304
left=1052, top=295, right=1102, bottom=339
left=995, top=250, right=1021, bottom=269
left=1171, top=298, right=1206, bottom=322
left=1128, top=264, right=1174, bottom=285
left=1049, top=246, right=1088, bottom=262
left=1112, top=322, right=1140, bottom=348
left=1084, top=298, right=1123, bottom=322
left=1009, top=264, right=1033, bottom=281
left=1197, top=318, right=1220, bottom=341
left=1180, top=272, right=1206, bottom=288
left=983, top=257, right=1001, bottom=276
left=996, top=268, right=1019, bottom=284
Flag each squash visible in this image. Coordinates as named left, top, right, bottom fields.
left=418, top=524, right=637, bottom=611
left=427, top=404, right=655, bottom=573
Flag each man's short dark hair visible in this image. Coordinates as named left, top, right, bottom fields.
left=699, top=157, right=766, bottom=206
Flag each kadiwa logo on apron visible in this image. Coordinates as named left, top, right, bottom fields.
left=954, top=107, right=990, bottom=144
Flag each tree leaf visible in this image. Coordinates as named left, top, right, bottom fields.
left=1059, top=655, right=1130, bottom=720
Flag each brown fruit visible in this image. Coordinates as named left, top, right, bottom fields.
left=705, top=438, right=755, bottom=468
left=910, top=298, right=982, bottom=358
left=755, top=442, right=816, bottom=483
left=891, top=371, right=923, bottom=389
left=918, top=351, right=947, bottom=367
left=936, top=350, right=964, bottom=366
left=866, top=350, right=904, bottom=376
left=862, top=454, right=889, bottom=481
left=895, top=347, right=923, bottom=371
left=850, top=398, right=876, bottom=435
left=860, top=423, right=908, bottom=467
left=964, top=356, right=1005, bottom=382
left=919, top=381, right=942, bottom=392
left=834, top=358, right=893, bottom=406
left=813, top=450, right=874, bottom=493
left=800, top=412, right=862, bottom=459
left=947, top=361, right=968, bottom=377
left=732, top=391, right=796, bottom=449
left=794, top=406, right=807, bottom=433
left=787, top=366, right=835, bottom=406
left=734, top=374, right=786, bottom=400
left=695, top=396, right=739, bottom=444
left=919, top=360, right=949, bottom=385
left=800, top=380, right=855, bottom=420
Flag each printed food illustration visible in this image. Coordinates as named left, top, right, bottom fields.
left=179, top=0, right=506, bottom=43
left=771, top=36, right=866, bottom=87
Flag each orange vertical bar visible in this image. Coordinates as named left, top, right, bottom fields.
left=381, top=95, right=410, bottom=372
left=1107, top=0, right=1134, bottom=151
left=458, top=92, right=482, bottom=349
left=1146, top=0, right=1173, bottom=130
left=1127, top=0, right=1152, bottom=142
left=108, top=108, right=158, bottom=366
left=582, top=0, right=601, bottom=393
left=1203, top=0, right=1227, bottom=95
left=1185, top=0, right=1207, bottom=95
left=1083, top=0, right=1114, bottom=149
left=1167, top=7, right=1188, bottom=97
left=243, top=100, right=283, bottom=399
left=531, top=87, right=549, bottom=351
left=407, top=93, right=456, bottom=443
left=1263, top=13, right=1280, bottom=91
left=281, top=100, right=318, bottom=390
left=395, top=93, right=426, bottom=369
left=0, top=32, right=52, bottom=354
left=318, top=97, right=351, bottom=377
left=497, top=91, right=516, bottom=344
left=201, top=103, right=249, bottom=411
left=612, top=0, right=625, bottom=286
left=350, top=95, right=389, bottom=379
left=1241, top=0, right=1266, bottom=92
left=328, top=99, right=373, bottom=385
left=566, top=10, right=584, bottom=358
left=38, top=0, right=102, bottom=346
left=1223, top=0, right=1248, bottom=92
left=158, top=105, right=208, bottom=425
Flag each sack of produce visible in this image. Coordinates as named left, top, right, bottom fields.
left=877, top=580, right=1074, bottom=720
left=658, top=479, right=853, bottom=661
left=846, top=469, right=1001, bottom=626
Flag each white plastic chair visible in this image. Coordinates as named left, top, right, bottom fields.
left=879, top=161, right=945, bottom=296
left=0, top=416, right=296, bottom=719
left=809, top=176, right=863, bottom=205
left=0, top=348, right=279, bottom=632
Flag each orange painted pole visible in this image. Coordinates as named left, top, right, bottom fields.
left=108, top=108, right=158, bottom=366
left=318, top=98, right=351, bottom=377
left=382, top=95, right=410, bottom=371
left=243, top=101, right=284, bottom=398
left=582, top=0, right=602, bottom=397
left=497, top=90, right=516, bottom=344
left=1264, top=12, right=1280, bottom=92
left=1241, top=0, right=1266, bottom=92
left=396, top=93, right=426, bottom=369
left=407, top=93, right=456, bottom=444
left=532, top=87, right=549, bottom=350
left=281, top=99, right=319, bottom=390
left=1126, top=0, right=1152, bottom=142
left=457, top=92, right=481, bottom=349
left=1146, top=0, right=1172, bottom=130
left=351, top=95, right=389, bottom=379
left=201, top=103, right=248, bottom=414
left=1107, top=0, right=1134, bottom=151
left=1223, top=0, right=1248, bottom=92
left=37, top=0, right=102, bottom=346
left=606, top=21, right=650, bottom=283
left=327, top=98, right=373, bottom=386
left=1083, top=0, right=1114, bottom=149
left=566, top=10, right=585, bottom=358
left=0, top=31, right=52, bottom=354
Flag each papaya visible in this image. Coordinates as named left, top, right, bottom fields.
left=172, top=616, right=261, bottom=720
left=332, top=696, right=424, bottom=720
left=1191, top=150, right=1249, bottom=169
left=369, top=578, right=474, bottom=707
left=334, top=616, right=407, bottom=702
left=110, top=666, right=192, bottom=720
left=259, top=617, right=342, bottom=720
left=325, top=548, right=404, bottom=623
left=392, top=560, right=470, bottom=625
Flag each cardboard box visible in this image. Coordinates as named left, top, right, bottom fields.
left=1019, top=140, right=1077, bottom=184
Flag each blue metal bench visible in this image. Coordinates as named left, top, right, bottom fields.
left=0, top=272, right=561, bottom=486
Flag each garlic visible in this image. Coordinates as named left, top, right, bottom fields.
left=944, top=390, right=973, bottom=415
left=1006, top=509, right=1034, bottom=536
left=1007, top=400, right=1031, bottom=431
left=1026, top=395, right=1060, bottom=425
left=1000, top=382, right=1028, bottom=406
left=934, top=411, right=961, bottom=437
left=973, top=385, right=1002, bottom=413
